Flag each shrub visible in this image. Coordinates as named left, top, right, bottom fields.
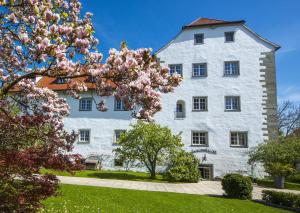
left=287, top=172, right=300, bottom=184
left=262, top=190, right=300, bottom=208
left=221, top=173, right=253, bottom=199
left=165, top=150, right=200, bottom=183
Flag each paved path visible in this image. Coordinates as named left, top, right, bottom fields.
left=58, top=176, right=300, bottom=200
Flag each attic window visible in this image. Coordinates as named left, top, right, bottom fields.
left=56, top=77, right=66, bottom=84
left=225, top=32, right=235, bottom=42
left=194, top=34, right=204, bottom=44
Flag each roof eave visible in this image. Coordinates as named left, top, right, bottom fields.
left=182, top=20, right=246, bottom=30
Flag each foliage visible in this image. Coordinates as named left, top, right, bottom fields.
left=42, top=184, right=288, bottom=213
left=114, top=121, right=183, bottom=179
left=255, top=179, right=300, bottom=191
left=221, top=173, right=253, bottom=199
left=262, top=190, right=300, bottom=209
left=164, top=150, right=200, bottom=183
left=287, top=172, right=300, bottom=184
left=0, top=0, right=181, bottom=212
left=248, top=137, right=300, bottom=178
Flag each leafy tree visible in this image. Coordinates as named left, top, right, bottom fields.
left=165, top=150, right=200, bottom=183
left=248, top=137, right=300, bottom=188
left=114, top=122, right=183, bottom=179
left=0, top=0, right=181, bottom=211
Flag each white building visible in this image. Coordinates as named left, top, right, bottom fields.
left=38, top=18, right=280, bottom=179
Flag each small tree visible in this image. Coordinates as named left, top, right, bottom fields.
left=114, top=121, right=183, bottom=179
left=248, top=137, right=300, bottom=188
left=278, top=101, right=300, bottom=137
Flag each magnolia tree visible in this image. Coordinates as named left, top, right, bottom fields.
left=0, top=0, right=181, bottom=211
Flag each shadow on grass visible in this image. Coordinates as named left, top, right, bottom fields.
left=85, top=171, right=166, bottom=182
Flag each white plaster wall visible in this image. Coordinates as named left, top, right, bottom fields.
left=155, top=25, right=275, bottom=178
left=61, top=25, right=276, bottom=177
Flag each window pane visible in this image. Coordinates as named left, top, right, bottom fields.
left=192, top=132, right=207, bottom=145
left=225, top=32, right=234, bottom=42
left=225, top=97, right=240, bottom=110
left=194, top=34, right=204, bottom=44
left=231, top=132, right=247, bottom=147
left=193, top=64, right=207, bottom=77
left=79, top=130, right=90, bottom=142
left=224, top=61, right=239, bottom=75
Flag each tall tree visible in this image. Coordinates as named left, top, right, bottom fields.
left=0, top=0, right=181, bottom=211
left=278, top=101, right=300, bottom=137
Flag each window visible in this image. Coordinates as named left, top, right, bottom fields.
left=114, top=130, right=126, bottom=144
left=230, top=132, right=248, bottom=147
left=114, top=98, right=127, bottom=111
left=169, top=64, right=182, bottom=76
left=192, top=63, right=207, bottom=77
left=56, top=77, right=66, bottom=84
left=224, top=61, right=239, bottom=76
left=193, top=97, right=207, bottom=111
left=194, top=33, right=204, bottom=44
left=225, top=32, right=235, bottom=42
left=78, top=129, right=90, bottom=143
left=87, top=76, right=96, bottom=83
left=79, top=98, right=92, bottom=111
left=225, top=96, right=240, bottom=111
left=175, top=100, right=185, bottom=119
left=114, top=158, right=123, bottom=167
left=192, top=131, right=208, bottom=146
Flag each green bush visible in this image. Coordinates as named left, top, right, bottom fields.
left=165, top=150, right=200, bottom=183
left=221, top=174, right=253, bottom=199
left=262, top=190, right=300, bottom=208
left=287, top=172, right=300, bottom=184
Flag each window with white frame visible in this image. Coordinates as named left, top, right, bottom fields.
left=78, top=129, right=90, bottom=143
left=193, top=63, right=207, bottom=77
left=225, top=32, right=235, bottom=42
left=114, top=130, right=126, bottom=144
left=225, top=96, right=240, bottom=111
left=230, top=132, right=248, bottom=147
left=193, top=97, right=207, bottom=111
left=79, top=98, right=92, bottom=111
left=114, top=98, right=127, bottom=111
left=224, top=61, right=239, bottom=76
left=169, top=64, right=182, bottom=76
left=194, top=33, right=204, bottom=44
left=192, top=131, right=208, bottom=146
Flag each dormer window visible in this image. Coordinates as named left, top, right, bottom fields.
left=225, top=32, right=235, bottom=42
left=56, top=77, right=66, bottom=84
left=194, top=34, right=204, bottom=44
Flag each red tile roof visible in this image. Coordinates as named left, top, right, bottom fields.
left=183, top=18, right=245, bottom=29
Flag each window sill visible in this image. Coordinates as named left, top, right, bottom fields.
left=225, top=41, right=235, bottom=43
left=191, top=145, right=209, bottom=147
left=194, top=43, right=204, bottom=45
left=79, top=110, right=92, bottom=111
left=174, top=117, right=185, bottom=120
left=230, top=145, right=248, bottom=148
left=223, top=75, right=240, bottom=77
left=224, top=110, right=241, bottom=112
left=77, top=142, right=90, bottom=144
left=192, top=110, right=208, bottom=112
left=192, top=76, right=207, bottom=78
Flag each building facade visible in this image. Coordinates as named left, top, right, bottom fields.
left=39, top=18, right=280, bottom=179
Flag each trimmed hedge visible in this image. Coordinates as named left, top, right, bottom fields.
left=262, top=190, right=300, bottom=208
left=221, top=173, right=253, bottom=199
left=165, top=150, right=200, bottom=183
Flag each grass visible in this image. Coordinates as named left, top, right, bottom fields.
left=42, top=184, right=290, bottom=213
left=41, top=169, right=167, bottom=182
left=256, top=179, right=300, bottom=191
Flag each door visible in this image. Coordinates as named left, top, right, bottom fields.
left=199, top=164, right=213, bottom=180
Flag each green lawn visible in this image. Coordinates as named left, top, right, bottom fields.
left=256, top=179, right=300, bottom=191
left=41, top=169, right=167, bottom=182
left=42, top=184, right=289, bottom=213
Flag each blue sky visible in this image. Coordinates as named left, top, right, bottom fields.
left=81, top=0, right=300, bottom=104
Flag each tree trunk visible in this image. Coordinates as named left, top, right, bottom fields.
left=150, top=162, right=156, bottom=179
left=274, top=176, right=285, bottom=189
